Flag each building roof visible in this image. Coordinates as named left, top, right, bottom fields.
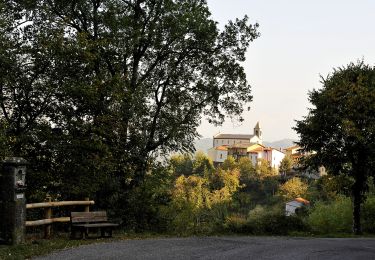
left=213, top=133, right=255, bottom=139
left=284, top=145, right=300, bottom=151
left=294, top=197, right=310, bottom=205
left=249, top=147, right=266, bottom=153
left=248, top=146, right=284, bottom=154
left=254, top=121, right=261, bottom=129
left=215, top=145, right=228, bottom=151
left=228, top=142, right=256, bottom=149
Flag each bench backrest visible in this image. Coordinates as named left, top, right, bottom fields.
left=71, top=211, right=108, bottom=223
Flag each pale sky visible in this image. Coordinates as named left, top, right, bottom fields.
left=198, top=0, right=375, bottom=141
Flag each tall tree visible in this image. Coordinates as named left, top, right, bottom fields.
left=278, top=177, right=308, bottom=201
left=23, top=0, right=258, bottom=186
left=279, top=155, right=293, bottom=176
left=1, top=0, right=260, bottom=216
left=295, top=61, right=375, bottom=234
left=0, top=1, right=58, bottom=155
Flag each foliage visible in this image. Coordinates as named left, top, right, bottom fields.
left=295, top=61, right=375, bottom=234
left=307, top=196, right=352, bottom=234
left=307, top=194, right=375, bottom=235
left=223, top=214, right=252, bottom=234
left=192, top=151, right=214, bottom=177
left=279, top=155, right=293, bottom=175
left=0, top=237, right=106, bottom=260
left=362, top=195, right=375, bottom=233
left=278, top=177, right=308, bottom=201
left=221, top=156, right=238, bottom=171
left=0, top=0, right=259, bottom=229
left=169, top=154, right=193, bottom=177
left=114, top=164, right=174, bottom=232
left=318, top=175, right=353, bottom=199
left=255, top=159, right=276, bottom=178
left=245, top=205, right=308, bottom=235
left=237, top=157, right=256, bottom=182
left=164, top=167, right=240, bottom=235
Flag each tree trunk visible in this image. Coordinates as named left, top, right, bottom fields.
left=352, top=188, right=362, bottom=235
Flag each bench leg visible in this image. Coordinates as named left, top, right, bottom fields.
left=100, top=228, right=113, bottom=238
left=70, top=227, right=80, bottom=240
left=70, top=228, right=75, bottom=239
left=82, top=227, right=89, bottom=239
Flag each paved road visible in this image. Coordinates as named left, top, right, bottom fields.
left=35, top=236, right=375, bottom=260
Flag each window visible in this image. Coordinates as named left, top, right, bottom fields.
left=220, top=154, right=223, bottom=159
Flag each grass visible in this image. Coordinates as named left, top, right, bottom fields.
left=0, top=231, right=175, bottom=260
left=0, top=235, right=111, bottom=260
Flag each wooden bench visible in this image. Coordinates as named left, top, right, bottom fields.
left=70, top=211, right=118, bottom=239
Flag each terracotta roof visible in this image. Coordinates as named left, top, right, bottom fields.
left=294, top=197, right=310, bottom=205
left=291, top=153, right=303, bottom=159
left=214, top=133, right=255, bottom=139
left=215, top=146, right=228, bottom=151
left=284, top=145, right=300, bottom=151
left=249, top=147, right=265, bottom=152
left=248, top=146, right=284, bottom=154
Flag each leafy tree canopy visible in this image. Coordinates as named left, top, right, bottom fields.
left=295, top=61, right=375, bottom=234
left=279, top=155, right=293, bottom=175
left=221, top=156, right=237, bottom=171
left=278, top=177, right=308, bottom=201
left=192, top=151, right=214, bottom=176
left=256, top=158, right=276, bottom=178
left=0, top=0, right=259, bottom=197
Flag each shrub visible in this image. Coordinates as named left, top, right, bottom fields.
left=224, top=214, right=253, bottom=234
left=245, top=205, right=308, bottom=235
left=363, top=196, right=375, bottom=233
left=164, top=169, right=241, bottom=235
left=225, top=204, right=309, bottom=235
left=307, top=196, right=352, bottom=234
left=278, top=177, right=308, bottom=201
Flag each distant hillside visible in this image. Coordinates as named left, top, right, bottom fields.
left=194, top=138, right=213, bottom=152
left=194, top=138, right=297, bottom=153
left=263, top=139, right=297, bottom=149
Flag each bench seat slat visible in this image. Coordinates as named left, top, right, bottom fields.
left=71, top=211, right=107, bottom=223
left=73, top=223, right=119, bottom=228
left=70, top=211, right=118, bottom=239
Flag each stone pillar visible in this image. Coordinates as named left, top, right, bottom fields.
left=0, top=157, right=28, bottom=245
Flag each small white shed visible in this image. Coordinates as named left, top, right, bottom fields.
left=285, top=197, right=310, bottom=216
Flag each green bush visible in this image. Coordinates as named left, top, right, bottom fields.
left=307, top=196, right=352, bottom=234
left=224, top=205, right=308, bottom=235
left=363, top=196, right=375, bottom=233
left=247, top=205, right=307, bottom=235
left=224, top=214, right=253, bottom=234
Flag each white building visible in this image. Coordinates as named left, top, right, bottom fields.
left=283, top=145, right=327, bottom=179
left=249, top=146, right=285, bottom=170
left=208, top=122, right=262, bottom=165
left=284, top=145, right=301, bottom=157
left=207, top=122, right=286, bottom=171
left=207, top=146, right=228, bottom=163
left=285, top=197, right=310, bottom=216
left=212, top=122, right=262, bottom=147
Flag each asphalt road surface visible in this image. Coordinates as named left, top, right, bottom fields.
left=35, top=236, right=375, bottom=260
